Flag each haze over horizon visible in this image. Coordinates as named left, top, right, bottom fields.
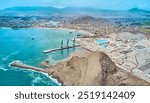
left=0, top=0, right=150, bottom=10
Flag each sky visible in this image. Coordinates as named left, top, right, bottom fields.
left=0, top=0, right=150, bottom=10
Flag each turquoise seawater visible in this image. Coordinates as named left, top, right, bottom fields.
left=0, top=28, right=79, bottom=86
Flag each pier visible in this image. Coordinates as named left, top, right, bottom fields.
left=43, top=39, right=80, bottom=53
left=10, top=61, right=48, bottom=73
left=43, top=45, right=80, bottom=53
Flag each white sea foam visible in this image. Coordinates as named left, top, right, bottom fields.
left=9, top=60, right=23, bottom=67
left=1, top=55, right=10, bottom=61
left=9, top=58, right=61, bottom=85
left=30, top=72, right=61, bottom=86
left=1, top=52, right=18, bottom=61
left=0, top=67, right=7, bottom=71
left=41, top=72, right=61, bottom=86
left=9, top=61, right=61, bottom=86
left=31, top=77, right=42, bottom=86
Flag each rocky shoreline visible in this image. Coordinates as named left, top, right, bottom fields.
left=10, top=51, right=150, bottom=86
left=41, top=52, right=150, bottom=86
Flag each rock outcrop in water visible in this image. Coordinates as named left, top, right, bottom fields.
left=46, top=52, right=150, bottom=86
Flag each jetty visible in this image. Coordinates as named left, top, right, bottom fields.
left=10, top=61, right=48, bottom=73
left=43, top=45, right=80, bottom=53
left=43, top=39, right=80, bottom=53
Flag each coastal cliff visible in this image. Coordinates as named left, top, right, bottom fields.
left=46, top=52, right=150, bottom=86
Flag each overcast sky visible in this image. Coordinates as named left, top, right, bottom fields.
left=0, top=0, right=150, bottom=10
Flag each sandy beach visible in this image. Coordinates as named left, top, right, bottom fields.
left=32, top=26, right=94, bottom=36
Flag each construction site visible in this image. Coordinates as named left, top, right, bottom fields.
left=76, top=32, right=150, bottom=83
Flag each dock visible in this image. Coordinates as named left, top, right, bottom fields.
left=10, top=61, right=48, bottom=73
left=43, top=45, right=80, bottom=53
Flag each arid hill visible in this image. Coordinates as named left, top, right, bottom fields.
left=46, top=52, right=150, bottom=86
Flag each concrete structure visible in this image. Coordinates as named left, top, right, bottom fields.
left=76, top=32, right=150, bottom=83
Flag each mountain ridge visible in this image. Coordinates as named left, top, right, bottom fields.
left=1, top=6, right=149, bottom=12
left=129, top=7, right=150, bottom=13
left=0, top=6, right=149, bottom=17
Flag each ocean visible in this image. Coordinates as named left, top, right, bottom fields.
left=0, top=28, right=79, bottom=86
